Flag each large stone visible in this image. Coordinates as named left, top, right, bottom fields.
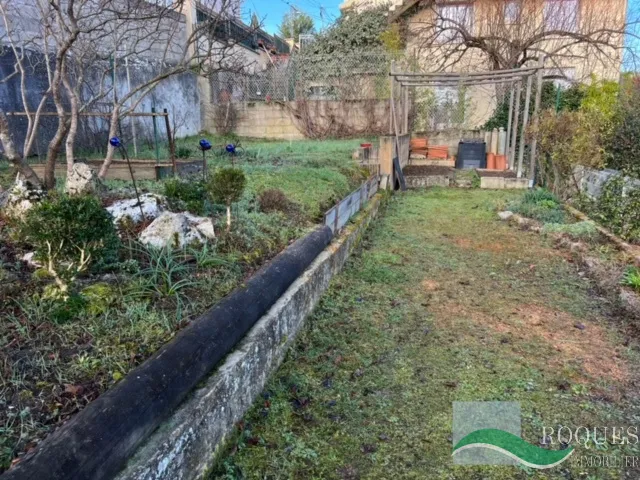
left=139, top=212, right=215, bottom=249
left=106, top=193, right=166, bottom=225
left=66, top=162, right=98, bottom=195
left=4, top=175, right=44, bottom=219
left=498, top=210, right=514, bottom=221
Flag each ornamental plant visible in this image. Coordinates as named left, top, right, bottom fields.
left=19, top=194, right=120, bottom=297
left=207, top=168, right=246, bottom=231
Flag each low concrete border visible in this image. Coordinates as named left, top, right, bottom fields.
left=114, top=194, right=383, bottom=480
left=479, top=176, right=529, bottom=189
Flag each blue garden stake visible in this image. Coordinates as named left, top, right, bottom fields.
left=199, top=138, right=212, bottom=180
left=110, top=136, right=145, bottom=221
left=225, top=143, right=237, bottom=166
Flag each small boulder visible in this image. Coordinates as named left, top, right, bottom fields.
left=139, top=212, right=215, bottom=249
left=4, top=175, right=44, bottom=219
left=106, top=193, right=166, bottom=225
left=21, top=251, right=41, bottom=268
left=498, top=211, right=514, bottom=221
left=65, top=162, right=98, bottom=195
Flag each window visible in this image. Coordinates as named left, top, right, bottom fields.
left=504, top=0, right=521, bottom=24
left=544, top=0, right=578, bottom=32
left=437, top=3, right=474, bottom=41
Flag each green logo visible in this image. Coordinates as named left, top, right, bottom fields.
left=452, top=401, right=574, bottom=469
left=452, top=428, right=575, bottom=469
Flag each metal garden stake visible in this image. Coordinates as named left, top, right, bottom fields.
left=110, top=136, right=145, bottom=222
left=199, top=138, right=212, bottom=180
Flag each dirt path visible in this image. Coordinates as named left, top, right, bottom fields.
left=212, top=189, right=640, bottom=480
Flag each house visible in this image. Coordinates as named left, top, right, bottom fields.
left=340, top=0, right=625, bottom=132
left=0, top=0, right=290, bottom=157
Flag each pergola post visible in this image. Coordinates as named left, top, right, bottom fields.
left=528, top=56, right=545, bottom=184
left=509, top=80, right=522, bottom=170
left=389, top=61, right=395, bottom=135
left=403, top=85, right=409, bottom=134
left=517, top=75, right=533, bottom=178
left=505, top=82, right=515, bottom=169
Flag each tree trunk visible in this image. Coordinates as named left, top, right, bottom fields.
left=0, top=111, right=42, bottom=187
left=98, top=107, right=120, bottom=179
left=44, top=61, right=67, bottom=190
left=226, top=205, right=231, bottom=232
left=63, top=77, right=80, bottom=177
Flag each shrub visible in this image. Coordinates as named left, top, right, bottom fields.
left=586, top=175, right=640, bottom=242
left=509, top=188, right=566, bottom=223
left=19, top=194, right=120, bottom=297
left=163, top=177, right=208, bottom=215
left=258, top=188, right=294, bottom=214
left=176, top=146, right=192, bottom=159
left=208, top=168, right=246, bottom=230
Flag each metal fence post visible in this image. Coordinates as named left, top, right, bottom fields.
left=505, top=82, right=515, bottom=169
left=528, top=56, right=545, bottom=184
left=510, top=80, right=522, bottom=170
left=517, top=75, right=532, bottom=178
left=151, top=107, right=160, bottom=164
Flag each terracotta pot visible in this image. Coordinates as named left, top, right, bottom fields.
left=487, top=153, right=496, bottom=170
left=495, top=154, right=507, bottom=170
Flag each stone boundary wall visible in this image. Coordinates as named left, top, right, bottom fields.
left=204, top=101, right=389, bottom=140
left=574, top=166, right=640, bottom=198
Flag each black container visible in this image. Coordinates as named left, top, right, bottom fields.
left=456, top=140, right=486, bottom=169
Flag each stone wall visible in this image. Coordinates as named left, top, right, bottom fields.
left=204, top=100, right=390, bottom=140
left=574, top=166, right=640, bottom=198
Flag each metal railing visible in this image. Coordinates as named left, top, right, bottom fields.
left=323, top=175, right=379, bottom=234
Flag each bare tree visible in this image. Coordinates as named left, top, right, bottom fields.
left=0, top=0, right=250, bottom=189
left=400, top=0, right=634, bottom=76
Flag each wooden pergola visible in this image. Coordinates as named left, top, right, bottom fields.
left=389, top=58, right=546, bottom=180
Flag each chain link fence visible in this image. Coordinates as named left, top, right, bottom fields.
left=210, top=51, right=394, bottom=104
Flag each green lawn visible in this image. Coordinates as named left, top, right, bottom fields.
left=211, top=188, right=640, bottom=479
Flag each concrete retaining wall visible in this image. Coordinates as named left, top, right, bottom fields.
left=114, top=195, right=382, bottom=480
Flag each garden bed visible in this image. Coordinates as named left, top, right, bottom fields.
left=0, top=136, right=370, bottom=473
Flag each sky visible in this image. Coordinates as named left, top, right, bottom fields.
left=242, top=0, right=344, bottom=36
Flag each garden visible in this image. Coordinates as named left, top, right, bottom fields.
left=0, top=135, right=371, bottom=473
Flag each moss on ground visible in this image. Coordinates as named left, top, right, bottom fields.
left=211, top=188, right=640, bottom=480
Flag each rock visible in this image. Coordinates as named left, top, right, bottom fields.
left=21, top=252, right=41, bottom=268
left=498, top=210, right=514, bottom=221
left=106, top=193, right=166, bottom=225
left=139, top=212, right=215, bottom=249
left=183, top=212, right=216, bottom=240
left=4, top=175, right=44, bottom=219
left=65, top=163, right=98, bottom=195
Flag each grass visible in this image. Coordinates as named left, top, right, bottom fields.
left=211, top=188, right=640, bottom=480
left=0, top=136, right=368, bottom=472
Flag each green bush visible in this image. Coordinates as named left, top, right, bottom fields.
left=18, top=195, right=119, bottom=297
left=176, top=146, right=192, bottom=159
left=20, top=194, right=120, bottom=271
left=509, top=188, right=566, bottom=223
left=163, top=177, right=208, bottom=215
left=585, top=175, right=640, bottom=241
left=208, top=168, right=246, bottom=230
